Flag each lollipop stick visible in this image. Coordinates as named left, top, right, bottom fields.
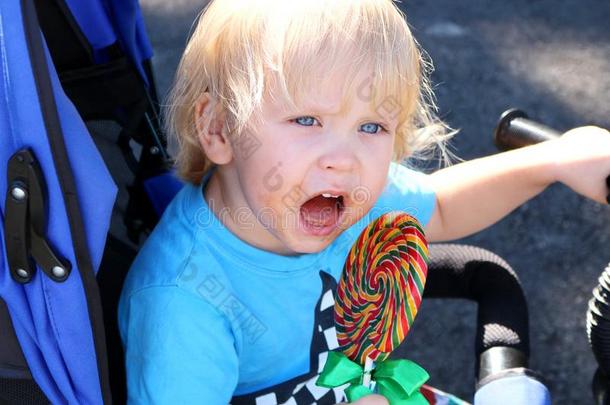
left=362, top=356, right=374, bottom=388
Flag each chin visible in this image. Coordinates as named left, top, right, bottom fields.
left=283, top=233, right=338, bottom=255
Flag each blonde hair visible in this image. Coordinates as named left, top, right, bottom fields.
left=165, top=0, right=458, bottom=184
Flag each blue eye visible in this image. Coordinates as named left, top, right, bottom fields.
left=291, top=116, right=387, bottom=134
left=360, top=123, right=386, bottom=134
left=293, top=116, right=319, bottom=126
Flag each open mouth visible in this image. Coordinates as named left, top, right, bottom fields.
left=299, top=192, right=346, bottom=237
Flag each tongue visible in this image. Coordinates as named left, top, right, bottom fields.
left=301, top=195, right=340, bottom=226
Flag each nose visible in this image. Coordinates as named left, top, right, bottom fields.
left=317, top=139, right=358, bottom=172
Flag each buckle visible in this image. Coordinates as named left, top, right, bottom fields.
left=4, top=148, right=71, bottom=283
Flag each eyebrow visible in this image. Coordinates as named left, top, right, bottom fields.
left=292, top=92, right=354, bottom=116
left=285, top=93, right=398, bottom=125
left=292, top=104, right=395, bottom=126
left=298, top=102, right=346, bottom=116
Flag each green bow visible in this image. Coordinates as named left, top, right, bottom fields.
left=316, top=352, right=430, bottom=405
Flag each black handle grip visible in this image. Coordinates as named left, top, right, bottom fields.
left=495, top=109, right=610, bottom=201
left=494, top=108, right=562, bottom=151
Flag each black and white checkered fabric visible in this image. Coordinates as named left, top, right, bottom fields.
left=231, top=271, right=348, bottom=405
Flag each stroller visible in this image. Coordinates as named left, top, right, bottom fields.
left=0, top=0, right=555, bottom=403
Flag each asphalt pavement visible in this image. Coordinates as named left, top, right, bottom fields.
left=135, top=1, right=610, bottom=403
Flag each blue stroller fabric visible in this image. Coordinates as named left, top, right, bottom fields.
left=63, top=0, right=153, bottom=86
left=0, top=0, right=121, bottom=402
left=143, top=173, right=184, bottom=216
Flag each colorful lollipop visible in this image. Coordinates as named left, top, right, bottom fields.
left=317, top=212, right=431, bottom=403
left=335, top=211, right=430, bottom=365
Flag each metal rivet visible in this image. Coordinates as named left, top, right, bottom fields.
left=150, top=146, right=160, bottom=155
left=11, top=186, right=27, bottom=201
left=16, top=268, right=29, bottom=278
left=52, top=266, right=66, bottom=278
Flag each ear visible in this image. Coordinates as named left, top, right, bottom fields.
left=194, top=93, right=233, bottom=165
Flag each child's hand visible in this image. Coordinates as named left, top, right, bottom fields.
left=549, top=125, right=610, bottom=204
left=336, top=394, right=389, bottom=405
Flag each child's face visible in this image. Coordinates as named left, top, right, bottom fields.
left=225, top=68, right=398, bottom=254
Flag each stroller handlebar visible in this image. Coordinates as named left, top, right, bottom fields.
left=493, top=108, right=561, bottom=151
left=493, top=108, right=610, bottom=404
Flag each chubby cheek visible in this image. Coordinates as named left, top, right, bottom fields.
left=345, top=170, right=387, bottom=228
left=239, top=131, right=307, bottom=202
left=234, top=154, right=296, bottom=229
left=348, top=152, right=392, bottom=218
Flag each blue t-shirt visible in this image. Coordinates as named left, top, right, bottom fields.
left=118, top=162, right=436, bottom=404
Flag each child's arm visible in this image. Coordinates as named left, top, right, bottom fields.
left=424, top=126, right=610, bottom=242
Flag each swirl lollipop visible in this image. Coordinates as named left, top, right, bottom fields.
left=335, top=211, right=430, bottom=365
